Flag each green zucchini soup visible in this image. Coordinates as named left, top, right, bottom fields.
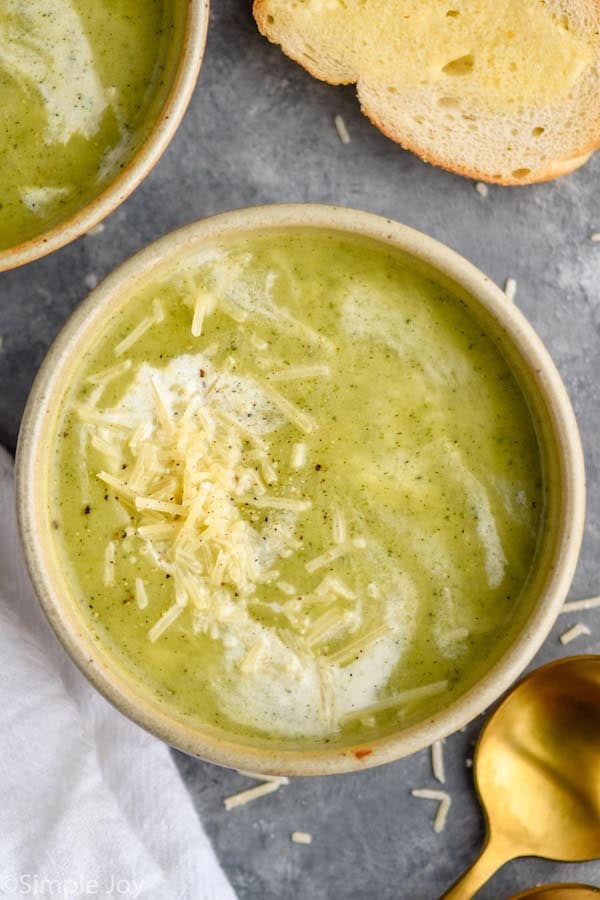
left=0, top=0, right=183, bottom=250
left=49, top=230, right=543, bottom=746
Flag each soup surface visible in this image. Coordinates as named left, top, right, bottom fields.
left=50, top=230, right=543, bottom=744
left=0, top=0, right=181, bottom=250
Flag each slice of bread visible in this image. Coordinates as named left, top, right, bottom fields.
left=253, top=0, right=600, bottom=184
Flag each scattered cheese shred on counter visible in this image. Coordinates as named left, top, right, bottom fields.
left=334, top=114, right=351, bottom=145
left=590, top=232, right=600, bottom=242
left=224, top=777, right=289, bottom=811
left=504, top=278, right=517, bottom=303
left=431, top=740, right=445, bottom=784
left=560, top=596, right=600, bottom=614
left=559, top=623, right=591, bottom=645
left=291, top=832, right=313, bottom=845
left=475, top=182, right=489, bottom=198
left=411, top=789, right=452, bottom=833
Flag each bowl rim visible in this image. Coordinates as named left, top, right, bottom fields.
left=16, top=203, right=586, bottom=776
left=0, top=0, right=210, bottom=273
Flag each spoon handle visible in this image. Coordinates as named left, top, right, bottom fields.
left=440, top=837, right=514, bottom=899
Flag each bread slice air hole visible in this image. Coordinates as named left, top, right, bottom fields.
left=532, top=126, right=545, bottom=136
left=442, top=53, right=475, bottom=76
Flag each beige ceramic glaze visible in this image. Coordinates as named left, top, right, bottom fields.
left=16, top=205, right=586, bottom=776
left=0, top=0, right=209, bottom=273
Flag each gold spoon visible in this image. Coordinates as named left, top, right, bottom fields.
left=508, top=885, right=600, bottom=899
left=442, top=655, right=600, bottom=899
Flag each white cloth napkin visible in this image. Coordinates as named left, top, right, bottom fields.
left=0, top=446, right=236, bottom=900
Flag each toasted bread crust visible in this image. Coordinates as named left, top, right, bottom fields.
left=254, top=0, right=355, bottom=86
left=253, top=0, right=599, bottom=185
left=363, top=103, right=595, bottom=185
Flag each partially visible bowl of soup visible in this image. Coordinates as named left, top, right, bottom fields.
left=0, top=0, right=208, bottom=272
left=16, top=205, right=585, bottom=775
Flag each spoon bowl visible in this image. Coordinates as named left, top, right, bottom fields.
left=509, top=886, right=600, bottom=899
left=443, top=656, right=600, bottom=898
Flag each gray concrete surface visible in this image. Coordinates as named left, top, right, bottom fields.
left=1, top=1, right=599, bottom=897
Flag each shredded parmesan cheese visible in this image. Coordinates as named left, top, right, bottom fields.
left=306, top=605, right=348, bottom=648
left=334, top=113, right=351, bottom=144
left=250, top=333, right=268, bottom=351
left=314, top=574, right=355, bottom=600
left=560, top=596, right=600, bottom=614
left=191, top=292, right=216, bottom=337
left=240, top=638, right=265, bottom=673
left=504, top=277, right=517, bottom=303
left=248, top=496, right=311, bottom=512
left=114, top=302, right=164, bottom=356
left=276, top=581, right=297, bottom=596
left=431, top=740, right=445, bottom=784
left=291, top=832, right=313, bottom=845
left=267, top=364, right=331, bottom=383
left=148, top=602, right=185, bottom=643
left=104, top=541, right=116, bottom=586
left=331, top=506, right=346, bottom=545
left=559, top=622, right=591, bottom=645
left=305, top=538, right=364, bottom=573
left=264, top=386, right=318, bottom=434
left=291, top=442, right=307, bottom=468
left=341, top=680, right=448, bottom=723
left=590, top=232, right=600, bottom=242
left=475, top=181, right=489, bottom=197
left=86, top=359, right=132, bottom=387
left=78, top=330, right=408, bottom=732
left=91, top=433, right=121, bottom=465
left=411, top=789, right=451, bottom=833
left=135, top=577, right=149, bottom=610
left=325, top=624, right=389, bottom=667
left=224, top=778, right=288, bottom=811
